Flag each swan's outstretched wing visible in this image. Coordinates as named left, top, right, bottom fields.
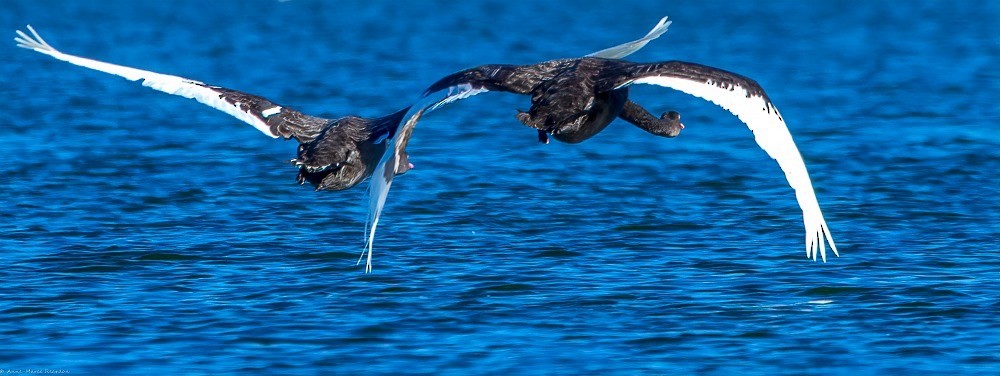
left=600, top=61, right=838, bottom=261
left=360, top=83, right=491, bottom=272
left=587, top=16, right=671, bottom=59
left=15, top=25, right=328, bottom=143
left=358, top=60, right=588, bottom=271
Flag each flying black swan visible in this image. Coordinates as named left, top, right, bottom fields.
left=362, top=28, right=839, bottom=271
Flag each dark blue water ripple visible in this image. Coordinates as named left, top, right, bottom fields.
left=1, top=0, right=998, bottom=374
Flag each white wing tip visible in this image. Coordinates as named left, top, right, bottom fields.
left=14, top=25, right=58, bottom=53
left=805, top=222, right=839, bottom=263
left=647, top=16, right=672, bottom=38
left=584, top=16, right=672, bottom=59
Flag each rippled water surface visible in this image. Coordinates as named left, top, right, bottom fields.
left=2, top=0, right=998, bottom=374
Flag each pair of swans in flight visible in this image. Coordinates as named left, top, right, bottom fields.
left=15, top=17, right=838, bottom=272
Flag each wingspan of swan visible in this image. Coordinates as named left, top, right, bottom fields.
left=587, top=16, right=671, bottom=59
left=627, top=76, right=838, bottom=261
left=360, top=83, right=490, bottom=272
left=14, top=25, right=280, bottom=139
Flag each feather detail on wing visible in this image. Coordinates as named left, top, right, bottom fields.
left=15, top=25, right=327, bottom=142
left=359, top=83, right=490, bottom=272
left=586, top=16, right=671, bottom=59
left=611, top=62, right=838, bottom=261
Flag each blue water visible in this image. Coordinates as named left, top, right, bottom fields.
left=2, top=0, right=998, bottom=374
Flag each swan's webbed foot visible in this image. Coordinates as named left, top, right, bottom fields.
left=537, top=130, right=550, bottom=144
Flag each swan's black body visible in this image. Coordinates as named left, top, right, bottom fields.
left=175, top=85, right=412, bottom=191
left=203, top=86, right=395, bottom=190
left=423, top=58, right=685, bottom=145
left=290, top=108, right=411, bottom=191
